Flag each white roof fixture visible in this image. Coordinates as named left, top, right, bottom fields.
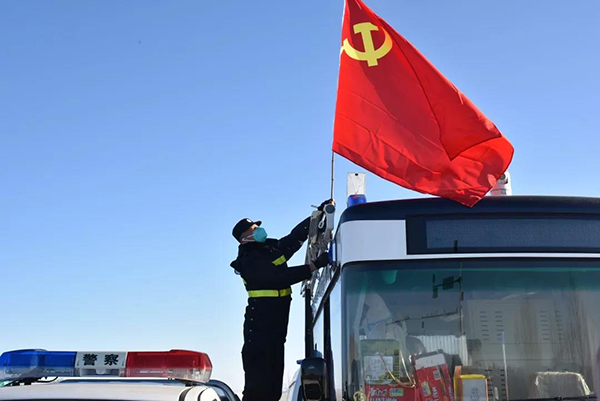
left=347, top=172, right=367, bottom=207
left=490, top=171, right=512, bottom=196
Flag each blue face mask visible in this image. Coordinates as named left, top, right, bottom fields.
left=253, top=227, right=268, bottom=243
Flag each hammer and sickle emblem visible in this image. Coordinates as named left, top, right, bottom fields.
left=342, top=22, right=393, bottom=67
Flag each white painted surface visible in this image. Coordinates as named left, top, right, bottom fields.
left=337, top=219, right=600, bottom=266
left=0, top=382, right=220, bottom=401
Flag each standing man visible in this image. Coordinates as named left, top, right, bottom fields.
left=230, top=203, right=331, bottom=401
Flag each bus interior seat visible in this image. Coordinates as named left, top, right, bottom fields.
left=528, top=371, right=592, bottom=398
left=405, top=336, right=427, bottom=356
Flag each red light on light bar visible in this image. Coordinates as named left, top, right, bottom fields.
left=125, top=350, right=212, bottom=382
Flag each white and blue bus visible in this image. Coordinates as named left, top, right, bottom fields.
left=295, top=196, right=600, bottom=401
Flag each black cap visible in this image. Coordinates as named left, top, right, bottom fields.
left=232, top=218, right=262, bottom=241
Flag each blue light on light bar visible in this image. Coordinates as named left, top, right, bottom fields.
left=0, top=350, right=77, bottom=380
left=347, top=194, right=367, bottom=207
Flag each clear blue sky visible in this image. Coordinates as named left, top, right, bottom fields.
left=2, top=0, right=600, bottom=395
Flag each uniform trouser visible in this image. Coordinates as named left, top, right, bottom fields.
left=241, top=297, right=290, bottom=401
left=242, top=338, right=285, bottom=401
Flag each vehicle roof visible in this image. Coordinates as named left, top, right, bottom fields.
left=0, top=380, right=212, bottom=401
left=338, top=196, right=600, bottom=224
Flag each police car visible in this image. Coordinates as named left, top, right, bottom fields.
left=0, top=349, right=240, bottom=401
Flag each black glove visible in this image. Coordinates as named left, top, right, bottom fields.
left=317, top=199, right=334, bottom=211
left=312, top=251, right=330, bottom=269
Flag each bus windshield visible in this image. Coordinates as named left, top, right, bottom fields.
left=344, top=259, right=600, bottom=401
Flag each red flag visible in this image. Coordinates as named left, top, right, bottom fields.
left=333, top=0, right=514, bottom=207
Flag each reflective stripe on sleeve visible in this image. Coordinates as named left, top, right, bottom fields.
left=272, top=255, right=287, bottom=266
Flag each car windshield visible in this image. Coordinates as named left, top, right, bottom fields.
left=343, top=259, right=600, bottom=401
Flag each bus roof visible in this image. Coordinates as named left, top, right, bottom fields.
left=339, top=196, right=600, bottom=224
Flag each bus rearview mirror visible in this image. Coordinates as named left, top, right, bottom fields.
left=300, top=357, right=329, bottom=401
left=442, top=276, right=455, bottom=290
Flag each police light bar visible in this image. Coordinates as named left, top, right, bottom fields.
left=0, top=349, right=212, bottom=383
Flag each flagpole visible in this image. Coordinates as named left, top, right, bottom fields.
left=328, top=0, right=345, bottom=204
left=330, top=150, right=335, bottom=200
